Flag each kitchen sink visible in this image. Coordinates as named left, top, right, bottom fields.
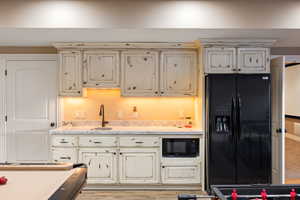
left=91, top=127, right=113, bottom=131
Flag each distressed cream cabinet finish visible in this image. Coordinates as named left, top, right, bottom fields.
left=52, top=148, right=78, bottom=163
left=121, top=50, right=159, bottom=96
left=160, top=51, right=197, bottom=96
left=238, top=48, right=270, bottom=73
left=119, top=148, right=159, bottom=184
left=204, top=47, right=236, bottom=74
left=79, top=148, right=118, bottom=184
left=161, top=164, right=201, bottom=184
left=59, top=50, right=83, bottom=96
left=83, top=50, right=120, bottom=88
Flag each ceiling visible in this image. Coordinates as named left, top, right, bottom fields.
left=1, top=28, right=300, bottom=47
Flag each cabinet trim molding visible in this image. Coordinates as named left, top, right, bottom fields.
left=53, top=42, right=198, bottom=50
left=200, top=39, right=276, bottom=48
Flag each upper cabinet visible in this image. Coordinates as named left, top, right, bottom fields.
left=55, top=43, right=200, bottom=97
left=204, top=48, right=236, bottom=74
left=121, top=51, right=159, bottom=97
left=160, top=51, right=197, bottom=96
left=83, top=50, right=120, bottom=88
left=59, top=50, right=82, bottom=96
left=238, top=48, right=270, bottom=73
left=202, top=39, right=274, bottom=74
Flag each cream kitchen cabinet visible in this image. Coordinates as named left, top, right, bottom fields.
left=83, top=50, right=120, bottom=88
left=79, top=149, right=117, bottom=184
left=204, top=47, right=236, bottom=74
left=59, top=50, right=83, bottom=96
left=119, top=148, right=159, bottom=184
left=121, top=51, right=159, bottom=96
left=52, top=148, right=78, bottom=163
left=160, top=51, right=197, bottom=96
left=238, top=48, right=270, bottom=73
left=161, top=164, right=201, bottom=184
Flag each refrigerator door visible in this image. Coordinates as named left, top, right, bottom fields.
left=206, top=75, right=237, bottom=186
left=236, top=74, right=271, bottom=184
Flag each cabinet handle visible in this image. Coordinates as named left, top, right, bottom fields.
left=101, top=74, right=105, bottom=77
left=120, top=152, right=123, bottom=155
left=155, top=91, right=158, bottom=94
left=83, top=81, right=87, bottom=84
left=160, top=91, right=164, bottom=95
left=238, top=69, right=241, bottom=71
left=94, top=141, right=102, bottom=144
left=232, top=68, right=237, bottom=71
left=88, top=159, right=91, bottom=166
left=249, top=57, right=252, bottom=63
left=99, top=164, right=101, bottom=169
left=59, top=141, right=68, bottom=144
left=60, top=156, right=71, bottom=160
left=132, top=86, right=136, bottom=90
left=135, top=141, right=144, bottom=144
left=77, top=91, right=81, bottom=94
left=162, top=166, right=165, bottom=168
left=113, top=152, right=117, bottom=155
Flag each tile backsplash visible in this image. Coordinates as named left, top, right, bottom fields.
left=61, top=89, right=197, bottom=121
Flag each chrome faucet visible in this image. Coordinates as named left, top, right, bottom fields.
left=99, top=104, right=109, bottom=127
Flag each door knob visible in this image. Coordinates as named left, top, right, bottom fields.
left=50, top=122, right=56, bottom=127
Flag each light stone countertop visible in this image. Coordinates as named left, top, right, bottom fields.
left=49, top=126, right=204, bottom=135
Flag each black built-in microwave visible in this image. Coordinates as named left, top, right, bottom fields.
left=162, top=138, right=199, bottom=158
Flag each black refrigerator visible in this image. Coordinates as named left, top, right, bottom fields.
left=205, top=74, right=271, bottom=188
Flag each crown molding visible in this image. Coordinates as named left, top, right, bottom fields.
left=53, top=42, right=199, bottom=50
left=199, top=39, right=276, bottom=48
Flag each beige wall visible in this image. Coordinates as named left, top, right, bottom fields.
left=62, top=89, right=197, bottom=121
left=0, top=0, right=300, bottom=28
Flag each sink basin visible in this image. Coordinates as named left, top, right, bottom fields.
left=91, top=127, right=113, bottom=131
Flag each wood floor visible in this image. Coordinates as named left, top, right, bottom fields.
left=76, top=137, right=300, bottom=199
left=77, top=190, right=204, bottom=200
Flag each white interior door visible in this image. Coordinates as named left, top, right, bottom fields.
left=6, top=57, right=57, bottom=162
left=271, top=56, right=285, bottom=184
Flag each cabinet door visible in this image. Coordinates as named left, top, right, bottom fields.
left=59, top=50, right=82, bottom=96
left=204, top=48, right=236, bottom=74
left=79, top=149, right=117, bottom=184
left=238, top=48, right=270, bottom=73
left=52, top=148, right=77, bottom=163
left=121, top=51, right=159, bottom=96
left=119, top=148, right=159, bottom=183
left=161, top=165, right=201, bottom=184
left=160, top=51, right=197, bottom=96
left=83, top=51, right=120, bottom=88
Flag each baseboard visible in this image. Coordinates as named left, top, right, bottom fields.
left=84, top=184, right=202, bottom=191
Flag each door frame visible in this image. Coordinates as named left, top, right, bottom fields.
left=0, top=54, right=58, bottom=162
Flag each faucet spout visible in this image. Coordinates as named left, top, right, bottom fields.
left=99, top=104, right=109, bottom=127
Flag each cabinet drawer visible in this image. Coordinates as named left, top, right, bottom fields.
left=52, top=136, right=77, bottom=147
left=52, top=148, right=78, bottom=163
left=161, top=165, right=201, bottom=184
left=79, top=136, right=117, bottom=147
left=119, top=136, right=159, bottom=147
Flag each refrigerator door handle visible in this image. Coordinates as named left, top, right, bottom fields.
left=237, top=95, right=241, bottom=139
left=231, top=97, right=236, bottom=137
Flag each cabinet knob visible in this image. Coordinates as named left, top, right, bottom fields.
left=50, top=122, right=56, bottom=127
left=132, top=86, right=136, bottom=90
left=162, top=166, right=165, bottom=168
left=155, top=91, right=158, bottom=94
left=120, top=152, right=123, bottom=155
left=161, top=91, right=164, bottom=94
left=83, top=81, right=87, bottom=84
left=232, top=69, right=237, bottom=71
left=238, top=69, right=241, bottom=71
left=77, top=91, right=81, bottom=94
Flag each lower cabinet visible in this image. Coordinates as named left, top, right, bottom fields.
left=119, top=148, right=159, bottom=184
left=52, top=148, right=78, bottom=163
left=79, top=149, right=117, bottom=184
left=161, top=164, right=201, bottom=184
